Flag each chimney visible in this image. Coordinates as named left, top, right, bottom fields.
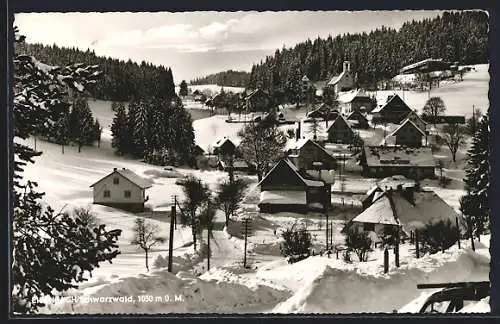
left=296, top=122, right=301, bottom=141
left=113, top=168, right=117, bottom=171
left=343, top=61, right=351, bottom=72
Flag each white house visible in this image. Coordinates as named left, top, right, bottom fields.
left=90, top=168, right=153, bottom=212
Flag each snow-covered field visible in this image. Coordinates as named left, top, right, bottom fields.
left=371, top=64, right=489, bottom=117
left=176, top=84, right=246, bottom=96
left=18, top=64, right=490, bottom=314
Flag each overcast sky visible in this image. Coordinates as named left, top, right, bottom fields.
left=15, top=11, right=446, bottom=83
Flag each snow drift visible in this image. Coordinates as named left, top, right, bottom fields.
left=271, top=248, right=489, bottom=313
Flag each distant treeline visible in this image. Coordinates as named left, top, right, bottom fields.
left=16, top=42, right=176, bottom=102
left=190, top=70, right=250, bottom=88
left=246, top=11, right=488, bottom=92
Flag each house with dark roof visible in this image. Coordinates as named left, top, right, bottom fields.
left=362, top=176, right=417, bottom=210
left=286, top=139, right=338, bottom=175
left=349, top=186, right=463, bottom=239
left=325, top=61, right=355, bottom=97
left=244, top=89, right=271, bottom=112
left=371, top=94, right=413, bottom=124
left=361, top=146, right=435, bottom=180
left=337, top=89, right=374, bottom=115
left=90, top=168, right=153, bottom=212
left=421, top=115, right=466, bottom=125
left=258, top=158, right=330, bottom=213
left=326, top=114, right=356, bottom=144
left=212, top=137, right=238, bottom=157
left=346, top=110, right=369, bottom=129
left=386, top=118, right=427, bottom=147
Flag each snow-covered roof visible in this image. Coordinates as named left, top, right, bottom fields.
left=259, top=190, right=307, bottom=205
left=301, top=75, right=311, bottom=82
left=213, top=137, right=236, bottom=149
left=337, top=89, right=369, bottom=104
left=90, top=168, right=153, bottom=189
left=304, top=169, right=336, bottom=184
left=388, top=118, right=426, bottom=138
left=352, top=194, right=402, bottom=226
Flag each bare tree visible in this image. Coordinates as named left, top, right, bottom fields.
left=131, top=218, right=165, bottom=271
left=441, top=123, right=465, bottom=163
left=238, top=121, right=287, bottom=181
left=423, top=97, right=446, bottom=127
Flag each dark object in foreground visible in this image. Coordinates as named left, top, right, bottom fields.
left=417, top=281, right=490, bottom=313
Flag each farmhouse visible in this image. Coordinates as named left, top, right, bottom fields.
left=399, top=58, right=451, bottom=75
left=346, top=110, right=369, bottom=129
left=258, top=158, right=331, bottom=213
left=90, top=168, right=152, bottom=212
left=217, top=159, right=253, bottom=173
left=422, top=115, right=466, bottom=125
left=337, top=89, right=374, bottom=115
left=362, top=146, right=435, bottom=180
left=245, top=88, right=271, bottom=112
left=371, top=94, right=413, bottom=124
left=306, top=103, right=340, bottom=123
left=286, top=138, right=338, bottom=173
left=325, top=61, right=355, bottom=96
left=350, top=186, right=463, bottom=238
left=212, top=137, right=238, bottom=156
left=386, top=118, right=426, bottom=147
left=326, top=114, right=356, bottom=144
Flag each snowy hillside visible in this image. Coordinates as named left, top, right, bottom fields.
left=372, top=64, right=489, bottom=117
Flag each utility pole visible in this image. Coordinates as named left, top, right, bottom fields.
left=330, top=221, right=333, bottom=248
left=207, top=201, right=211, bottom=271
left=243, top=218, right=251, bottom=268
left=325, top=211, right=329, bottom=251
left=456, top=217, right=461, bottom=249
left=168, top=203, right=175, bottom=273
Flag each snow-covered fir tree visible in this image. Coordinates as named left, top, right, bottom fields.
left=110, top=102, right=129, bottom=155
left=461, top=109, right=490, bottom=234
left=12, top=27, right=121, bottom=314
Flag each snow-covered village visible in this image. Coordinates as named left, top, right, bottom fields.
left=11, top=10, right=492, bottom=315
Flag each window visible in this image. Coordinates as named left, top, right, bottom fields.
left=113, top=177, right=119, bottom=185
left=103, top=190, right=111, bottom=198
left=364, top=223, right=375, bottom=232
left=124, top=190, right=131, bottom=198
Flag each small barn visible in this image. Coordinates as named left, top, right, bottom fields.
left=362, top=146, right=435, bottom=180
left=326, top=114, right=356, bottom=144
left=337, top=89, right=374, bottom=115
left=212, top=137, right=238, bottom=157
left=217, top=159, right=253, bottom=173
left=371, top=94, right=413, bottom=124
left=90, top=168, right=153, bottom=212
left=421, top=115, right=466, bottom=125
left=258, top=158, right=329, bottom=213
left=245, top=89, right=271, bottom=112
left=386, top=118, right=427, bottom=147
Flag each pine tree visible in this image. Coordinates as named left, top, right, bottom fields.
left=110, top=102, right=129, bottom=155
left=179, top=80, right=189, bottom=97
left=12, top=27, right=120, bottom=313
left=461, top=113, right=490, bottom=234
